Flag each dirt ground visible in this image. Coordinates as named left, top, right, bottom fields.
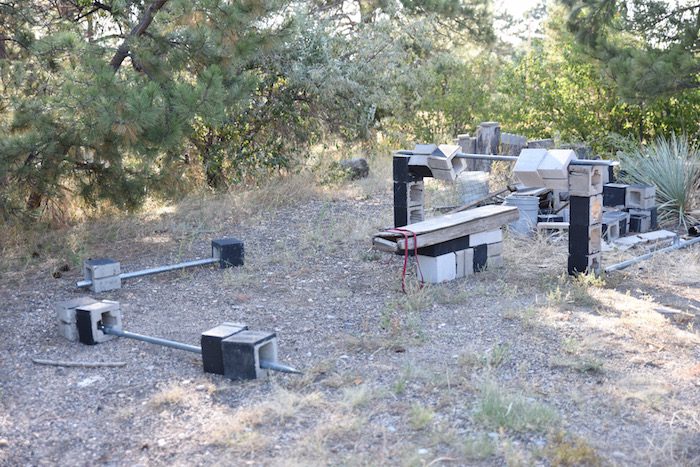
left=1, top=167, right=699, bottom=466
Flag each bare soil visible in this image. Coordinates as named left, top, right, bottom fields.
left=1, top=172, right=699, bottom=466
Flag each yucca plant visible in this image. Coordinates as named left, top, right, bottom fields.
left=617, top=134, right=700, bottom=228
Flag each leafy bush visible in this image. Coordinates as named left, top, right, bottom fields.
left=617, top=134, right=700, bottom=228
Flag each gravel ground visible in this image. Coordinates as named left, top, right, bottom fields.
left=1, top=176, right=699, bottom=466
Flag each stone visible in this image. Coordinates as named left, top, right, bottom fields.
left=339, top=158, right=370, bottom=179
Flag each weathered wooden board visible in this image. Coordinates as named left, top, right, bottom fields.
left=374, top=205, right=519, bottom=250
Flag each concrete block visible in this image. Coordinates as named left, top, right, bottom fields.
left=212, top=238, right=244, bottom=268
left=473, top=244, right=488, bottom=272
left=455, top=250, right=465, bottom=279
left=538, top=149, right=576, bottom=179
left=222, top=330, right=278, bottom=380
left=58, top=322, right=79, bottom=342
left=83, top=258, right=120, bottom=280
left=629, top=213, right=651, bottom=233
left=487, top=255, right=504, bottom=269
left=415, top=235, right=469, bottom=257
left=602, top=221, right=620, bottom=241
left=568, top=165, right=603, bottom=196
left=567, top=253, right=601, bottom=276
left=487, top=242, right=503, bottom=257
left=626, top=184, right=655, bottom=209
left=569, top=195, right=603, bottom=226
left=74, top=301, right=122, bottom=345
left=463, top=248, right=474, bottom=276
left=409, top=206, right=424, bottom=224
left=417, top=253, right=457, bottom=283
left=394, top=181, right=424, bottom=209
left=201, top=323, right=248, bottom=375
left=55, top=297, right=98, bottom=324
left=514, top=148, right=548, bottom=187
left=469, top=229, right=503, bottom=246
left=603, top=183, right=627, bottom=207
left=569, top=224, right=602, bottom=255
left=91, top=276, right=122, bottom=293
left=542, top=177, right=570, bottom=191
left=413, top=144, right=437, bottom=155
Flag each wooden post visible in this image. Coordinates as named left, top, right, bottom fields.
left=455, top=134, right=478, bottom=171
left=475, top=122, right=501, bottom=172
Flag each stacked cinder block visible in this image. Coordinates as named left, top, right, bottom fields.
left=393, top=156, right=425, bottom=227
left=602, top=183, right=656, bottom=234
left=513, top=149, right=576, bottom=190
left=416, top=228, right=504, bottom=283
left=55, top=297, right=122, bottom=344
left=567, top=165, right=603, bottom=275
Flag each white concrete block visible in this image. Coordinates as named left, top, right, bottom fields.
left=429, top=167, right=458, bottom=181
left=83, top=258, right=120, bottom=280
left=626, top=184, right=655, bottom=209
left=542, top=178, right=569, bottom=190
left=568, top=165, right=603, bottom=196
left=432, top=144, right=460, bottom=159
left=487, top=255, right=504, bottom=269
left=91, top=275, right=122, bottom=293
left=487, top=242, right=503, bottom=257
left=455, top=250, right=465, bottom=279
left=538, top=149, right=576, bottom=179
left=463, top=248, right=474, bottom=276
left=408, top=154, right=430, bottom=168
left=514, top=148, right=548, bottom=187
left=417, top=253, right=457, bottom=284
left=413, top=144, right=437, bottom=155
left=469, top=229, right=503, bottom=246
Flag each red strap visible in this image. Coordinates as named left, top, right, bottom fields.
left=386, top=228, right=423, bottom=293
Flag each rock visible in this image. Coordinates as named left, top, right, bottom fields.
left=339, top=158, right=369, bottom=180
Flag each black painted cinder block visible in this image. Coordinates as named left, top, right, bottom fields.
left=399, top=235, right=470, bottom=257
left=603, top=184, right=627, bottom=207
left=608, top=165, right=615, bottom=183
left=212, top=238, right=244, bottom=268
left=394, top=205, right=408, bottom=228
left=619, top=218, right=628, bottom=236
left=410, top=165, right=433, bottom=178
left=75, top=308, right=96, bottom=345
left=569, top=195, right=602, bottom=226
left=393, top=156, right=426, bottom=182
left=568, top=224, right=601, bottom=256
left=201, top=323, right=248, bottom=375
left=567, top=254, right=601, bottom=276
left=473, top=244, right=487, bottom=272
left=650, top=206, right=658, bottom=229
left=222, top=330, right=276, bottom=380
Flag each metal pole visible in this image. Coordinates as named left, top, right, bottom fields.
left=394, top=150, right=617, bottom=166
left=604, top=236, right=700, bottom=273
left=100, top=326, right=302, bottom=374
left=77, top=257, right=219, bottom=288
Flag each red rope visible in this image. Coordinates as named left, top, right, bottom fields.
left=386, top=228, right=423, bottom=293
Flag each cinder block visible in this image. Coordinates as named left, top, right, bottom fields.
left=569, top=224, right=602, bottom=255
left=83, top=258, right=120, bottom=280
left=469, top=229, right=503, bottom=246
left=542, top=178, right=569, bottom=190
left=417, top=253, right=457, bottom=283
left=428, top=144, right=463, bottom=181
left=58, top=322, right=79, bottom=342
left=463, top=248, right=474, bottom=276
left=212, top=238, right=244, bottom=268
left=55, top=297, right=98, bottom=324
left=626, top=184, right=655, bottom=209
left=568, top=165, right=603, bottom=196
left=74, top=301, right=122, bottom=345
left=201, top=323, right=248, bottom=375
left=539, top=149, right=576, bottom=178
left=83, top=258, right=122, bottom=292
left=473, top=244, right=488, bottom=272
left=487, top=255, right=504, bottom=269
left=455, top=250, right=465, bottom=279
left=514, top=148, right=548, bottom=187
left=569, top=195, right=603, bottom=226
left=409, top=206, right=424, bottom=224
left=567, top=253, right=601, bottom=276
left=414, top=235, right=469, bottom=257
left=629, top=213, right=651, bottom=233
left=487, top=242, right=503, bottom=257
left=222, top=330, right=278, bottom=380
left=603, top=183, right=627, bottom=207
left=394, top=181, right=424, bottom=209
left=602, top=221, right=620, bottom=241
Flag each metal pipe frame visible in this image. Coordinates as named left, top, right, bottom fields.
left=76, top=257, right=218, bottom=288
left=604, top=236, right=700, bottom=273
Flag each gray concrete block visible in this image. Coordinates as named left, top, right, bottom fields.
left=75, top=301, right=122, bottom=344
left=417, top=252, right=457, bottom=283
left=91, top=276, right=122, bottom=293
left=487, top=242, right=503, bottom=257
left=55, top=297, right=98, bottom=324
left=487, top=255, right=504, bottom=269
left=514, top=148, right=547, bottom=187
left=568, top=165, right=603, bottom=196
left=626, top=184, right=655, bottom=209
left=469, top=229, right=503, bottom=246
left=83, top=258, right=120, bottom=280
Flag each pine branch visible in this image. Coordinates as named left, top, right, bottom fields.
left=109, top=0, right=170, bottom=72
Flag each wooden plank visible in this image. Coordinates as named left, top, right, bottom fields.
left=377, top=205, right=518, bottom=238
left=372, top=237, right=398, bottom=253
left=537, top=222, right=569, bottom=231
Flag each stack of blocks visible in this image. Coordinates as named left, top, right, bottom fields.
left=201, top=323, right=278, bottom=380
left=393, top=156, right=426, bottom=227
left=602, top=183, right=656, bottom=234
left=567, top=165, right=604, bottom=275
left=416, top=228, right=504, bottom=283
left=513, top=149, right=577, bottom=190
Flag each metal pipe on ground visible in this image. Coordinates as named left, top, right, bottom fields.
left=100, top=325, right=302, bottom=374
left=76, top=257, right=218, bottom=289
left=604, top=236, right=700, bottom=273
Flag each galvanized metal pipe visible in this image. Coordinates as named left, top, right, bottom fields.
left=76, top=257, right=218, bottom=288
left=394, top=150, right=617, bottom=166
left=604, top=236, right=700, bottom=273
left=101, top=326, right=302, bottom=374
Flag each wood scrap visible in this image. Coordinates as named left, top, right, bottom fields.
left=446, top=187, right=510, bottom=215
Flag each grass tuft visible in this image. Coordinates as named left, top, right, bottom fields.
left=474, top=382, right=558, bottom=433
